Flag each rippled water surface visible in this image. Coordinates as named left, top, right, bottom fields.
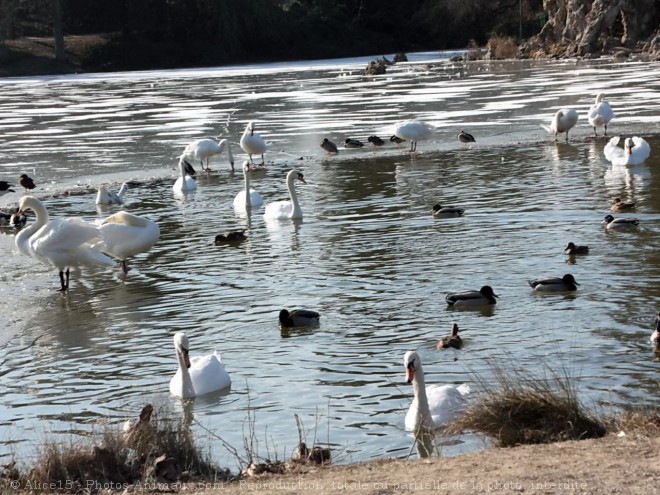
left=0, top=54, right=659, bottom=468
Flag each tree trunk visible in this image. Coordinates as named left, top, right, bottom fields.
left=53, top=0, right=65, bottom=61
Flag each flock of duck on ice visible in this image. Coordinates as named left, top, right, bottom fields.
left=0, top=92, right=657, bottom=444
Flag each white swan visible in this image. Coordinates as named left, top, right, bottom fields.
left=173, top=158, right=197, bottom=194
left=98, top=211, right=160, bottom=275
left=239, top=122, right=269, bottom=165
left=604, top=136, right=651, bottom=166
left=169, top=332, right=231, bottom=398
left=233, top=161, right=264, bottom=211
left=96, top=183, right=129, bottom=205
left=588, top=93, right=614, bottom=137
left=264, top=169, right=306, bottom=220
left=393, top=120, right=434, bottom=152
left=542, top=108, right=579, bottom=141
left=403, top=350, right=469, bottom=433
left=181, top=137, right=235, bottom=171
left=15, top=196, right=115, bottom=291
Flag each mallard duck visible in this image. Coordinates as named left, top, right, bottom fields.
left=0, top=181, right=15, bottom=197
left=368, top=135, right=385, bottom=147
left=446, top=286, right=498, bottom=307
left=389, top=135, right=405, bottom=146
left=437, top=323, right=463, bottom=349
left=528, top=274, right=579, bottom=292
left=320, top=138, right=338, bottom=154
left=458, top=130, right=475, bottom=145
left=19, top=174, right=36, bottom=192
left=651, top=312, right=660, bottom=346
left=602, top=214, right=639, bottom=230
left=344, top=138, right=364, bottom=149
left=279, top=309, right=320, bottom=327
left=564, top=242, right=589, bottom=255
left=214, top=231, right=247, bottom=244
left=431, top=203, right=465, bottom=218
left=610, top=198, right=635, bottom=212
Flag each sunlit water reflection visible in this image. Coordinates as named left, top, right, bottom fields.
left=0, top=54, right=659, bottom=468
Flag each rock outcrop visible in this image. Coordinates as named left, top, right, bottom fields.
left=521, top=0, right=660, bottom=60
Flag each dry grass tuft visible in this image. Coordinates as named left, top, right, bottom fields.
left=611, top=410, right=660, bottom=437
left=10, top=405, right=229, bottom=493
left=450, top=361, right=607, bottom=447
left=488, top=36, right=519, bottom=59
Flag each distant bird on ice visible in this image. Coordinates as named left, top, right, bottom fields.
left=588, top=93, right=614, bottom=137
left=320, top=138, right=338, bottom=154
left=541, top=108, right=579, bottom=142
left=240, top=122, right=269, bottom=166
left=180, top=137, right=234, bottom=171
left=458, top=130, right=475, bottom=146
left=393, top=120, right=434, bottom=152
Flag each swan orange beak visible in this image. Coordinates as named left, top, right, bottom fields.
left=405, top=365, right=415, bottom=384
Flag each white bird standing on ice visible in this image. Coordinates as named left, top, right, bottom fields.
left=588, top=93, right=614, bottom=137
left=15, top=196, right=115, bottom=291
left=96, top=183, right=129, bottom=205
left=180, top=137, right=234, bottom=171
left=173, top=158, right=197, bottom=194
left=542, top=108, right=579, bottom=142
left=98, top=211, right=160, bottom=276
left=604, top=136, right=651, bottom=166
left=240, top=122, right=269, bottom=166
left=233, top=161, right=264, bottom=211
left=393, top=120, right=434, bottom=152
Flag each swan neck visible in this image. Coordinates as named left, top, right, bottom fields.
left=243, top=167, right=252, bottom=207
left=413, top=364, right=432, bottom=427
left=176, top=348, right=195, bottom=397
left=20, top=200, right=48, bottom=238
left=287, top=173, right=301, bottom=216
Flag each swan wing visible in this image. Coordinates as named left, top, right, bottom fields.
left=100, top=221, right=160, bottom=259
left=188, top=353, right=231, bottom=396
left=426, top=384, right=469, bottom=427
left=264, top=200, right=293, bottom=219
left=630, top=137, right=651, bottom=164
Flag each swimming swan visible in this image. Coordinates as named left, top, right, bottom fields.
left=403, top=350, right=469, bottom=433
left=169, top=332, right=231, bottom=398
left=96, top=183, right=129, bottom=205
left=542, top=108, right=578, bottom=142
left=588, top=93, right=614, bottom=137
left=233, top=161, right=264, bottom=211
left=98, top=211, right=160, bottom=275
left=240, top=122, right=269, bottom=165
left=393, top=120, right=434, bottom=152
left=181, top=137, right=234, bottom=171
left=264, top=169, right=306, bottom=220
left=15, top=196, right=115, bottom=291
left=604, top=136, right=650, bottom=166
left=173, top=158, right=197, bottom=194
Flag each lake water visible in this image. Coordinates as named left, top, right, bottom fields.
left=0, top=52, right=659, bottom=470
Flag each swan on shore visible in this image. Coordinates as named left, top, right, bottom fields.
left=15, top=196, right=115, bottom=291
left=264, top=169, right=306, bottom=220
left=393, top=120, right=434, bottom=152
left=180, top=137, right=234, bottom=171
left=98, top=211, right=160, bottom=276
left=542, top=109, right=578, bottom=142
left=240, top=122, right=269, bottom=165
left=169, top=332, right=231, bottom=398
left=588, top=93, right=614, bottom=137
